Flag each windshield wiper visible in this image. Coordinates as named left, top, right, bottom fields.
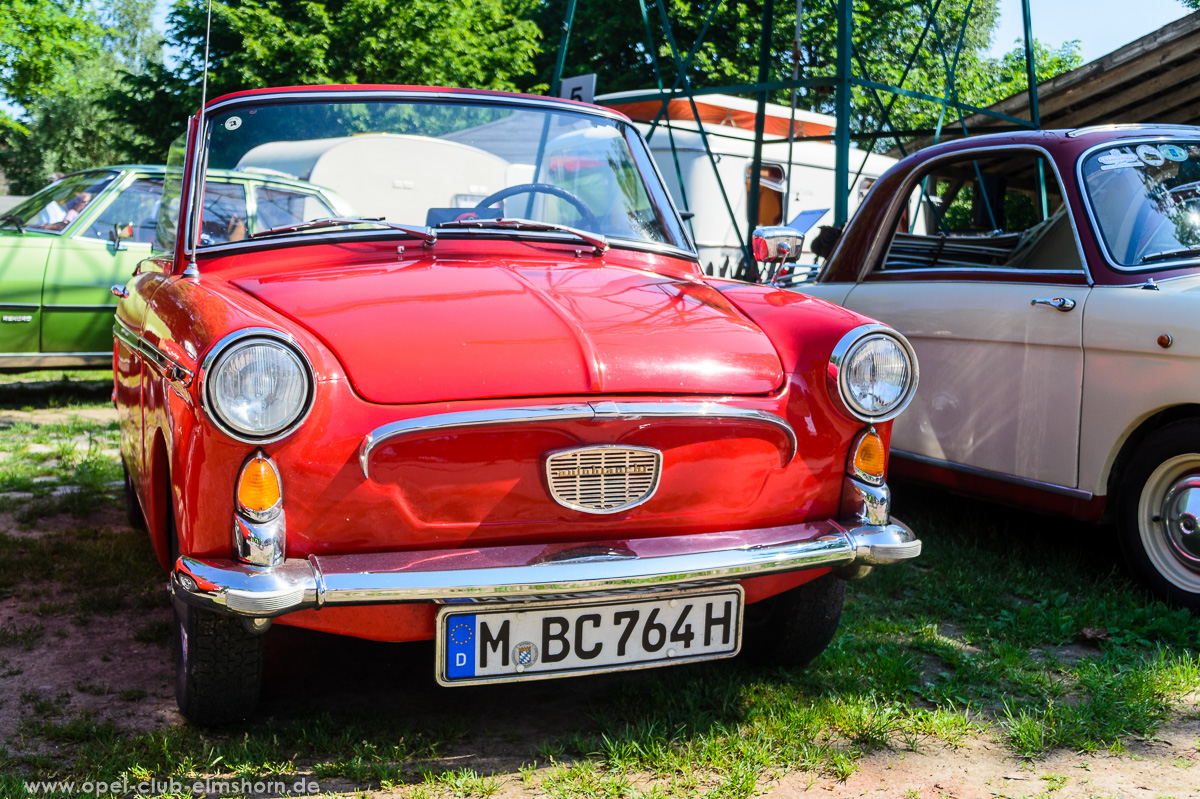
left=0, top=214, right=24, bottom=233
left=250, top=217, right=436, bottom=243
left=1139, top=245, right=1200, bottom=264
left=436, top=217, right=608, bottom=254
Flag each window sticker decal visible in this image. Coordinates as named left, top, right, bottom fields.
left=1159, top=143, right=1189, bottom=162
left=224, top=116, right=242, bottom=131
left=1136, top=144, right=1166, bottom=166
left=1098, top=149, right=1142, bottom=171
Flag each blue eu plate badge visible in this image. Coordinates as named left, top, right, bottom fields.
left=446, top=615, right=476, bottom=679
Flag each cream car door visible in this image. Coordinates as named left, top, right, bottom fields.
left=840, top=150, right=1091, bottom=489
left=844, top=280, right=1087, bottom=487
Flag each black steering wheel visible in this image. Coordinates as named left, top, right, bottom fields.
left=474, top=183, right=601, bottom=231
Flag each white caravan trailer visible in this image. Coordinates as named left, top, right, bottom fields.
left=598, top=92, right=900, bottom=278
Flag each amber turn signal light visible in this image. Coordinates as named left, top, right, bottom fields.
left=237, top=451, right=282, bottom=520
left=851, top=427, right=886, bottom=484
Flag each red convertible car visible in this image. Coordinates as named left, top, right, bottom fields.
left=115, top=85, right=921, bottom=724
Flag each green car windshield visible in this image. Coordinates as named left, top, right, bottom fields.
left=3, top=171, right=118, bottom=234
left=186, top=97, right=688, bottom=252
left=1081, top=140, right=1200, bottom=268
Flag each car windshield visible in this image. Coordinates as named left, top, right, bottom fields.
left=1081, top=140, right=1200, bottom=268
left=193, top=96, right=688, bottom=252
left=3, top=171, right=117, bottom=234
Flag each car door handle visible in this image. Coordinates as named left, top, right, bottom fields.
left=111, top=284, right=129, bottom=299
left=1030, top=297, right=1076, bottom=312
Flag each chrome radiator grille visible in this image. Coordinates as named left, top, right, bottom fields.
left=545, top=446, right=662, bottom=514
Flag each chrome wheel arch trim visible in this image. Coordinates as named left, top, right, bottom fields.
left=359, top=400, right=798, bottom=480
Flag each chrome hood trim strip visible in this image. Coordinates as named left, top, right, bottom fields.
left=358, top=401, right=797, bottom=479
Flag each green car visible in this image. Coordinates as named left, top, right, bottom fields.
left=0, top=166, right=351, bottom=369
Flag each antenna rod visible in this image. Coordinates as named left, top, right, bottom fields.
left=199, top=0, right=213, bottom=112
left=188, top=0, right=214, bottom=276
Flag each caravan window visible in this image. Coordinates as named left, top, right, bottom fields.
left=747, top=164, right=786, bottom=227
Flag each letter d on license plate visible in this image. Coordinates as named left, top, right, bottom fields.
left=436, top=587, right=743, bottom=686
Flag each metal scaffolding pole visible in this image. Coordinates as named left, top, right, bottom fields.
left=833, top=0, right=852, bottom=227
left=548, top=0, right=1043, bottom=279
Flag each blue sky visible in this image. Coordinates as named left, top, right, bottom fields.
left=987, top=0, right=1192, bottom=61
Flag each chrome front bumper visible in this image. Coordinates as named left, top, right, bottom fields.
left=171, top=518, right=920, bottom=619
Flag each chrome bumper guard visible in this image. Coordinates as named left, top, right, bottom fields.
left=172, top=518, right=920, bottom=619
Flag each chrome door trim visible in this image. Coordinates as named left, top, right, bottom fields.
left=113, top=319, right=195, bottom=387
left=892, top=448, right=1094, bottom=500
left=360, top=401, right=797, bottom=480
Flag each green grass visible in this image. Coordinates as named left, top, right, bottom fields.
left=0, top=370, right=1195, bottom=798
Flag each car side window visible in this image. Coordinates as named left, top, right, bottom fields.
left=200, top=182, right=248, bottom=245
left=878, top=152, right=1083, bottom=274
left=89, top=179, right=163, bottom=244
left=253, top=186, right=333, bottom=234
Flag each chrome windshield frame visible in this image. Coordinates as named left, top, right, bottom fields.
left=183, top=88, right=696, bottom=263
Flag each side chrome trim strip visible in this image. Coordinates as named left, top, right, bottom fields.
left=0, top=353, right=109, bottom=368
left=359, top=401, right=798, bottom=479
left=891, top=449, right=1094, bottom=500
left=113, top=320, right=195, bottom=387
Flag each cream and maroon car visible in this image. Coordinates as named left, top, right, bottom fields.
left=788, top=125, right=1200, bottom=610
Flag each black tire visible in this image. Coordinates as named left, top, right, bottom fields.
left=174, top=601, right=265, bottom=726
left=168, top=498, right=264, bottom=724
left=740, top=573, right=845, bottom=668
left=123, top=461, right=146, bottom=531
left=1116, top=421, right=1200, bottom=611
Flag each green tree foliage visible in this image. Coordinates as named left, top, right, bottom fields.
left=112, top=0, right=543, bottom=162
left=0, top=0, right=98, bottom=133
left=0, top=1, right=163, bottom=193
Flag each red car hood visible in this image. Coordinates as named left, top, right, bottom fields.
left=231, top=258, right=784, bottom=404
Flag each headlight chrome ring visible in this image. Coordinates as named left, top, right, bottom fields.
left=199, top=328, right=315, bottom=444
left=827, top=323, right=919, bottom=423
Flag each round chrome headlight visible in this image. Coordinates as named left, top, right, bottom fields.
left=828, top=325, right=918, bottom=423
left=203, top=332, right=313, bottom=442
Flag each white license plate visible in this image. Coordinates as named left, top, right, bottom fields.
left=436, top=587, right=743, bottom=686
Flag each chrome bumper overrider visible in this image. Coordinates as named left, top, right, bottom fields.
left=171, top=519, right=921, bottom=618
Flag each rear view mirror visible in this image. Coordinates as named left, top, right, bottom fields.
left=109, top=222, right=132, bottom=251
